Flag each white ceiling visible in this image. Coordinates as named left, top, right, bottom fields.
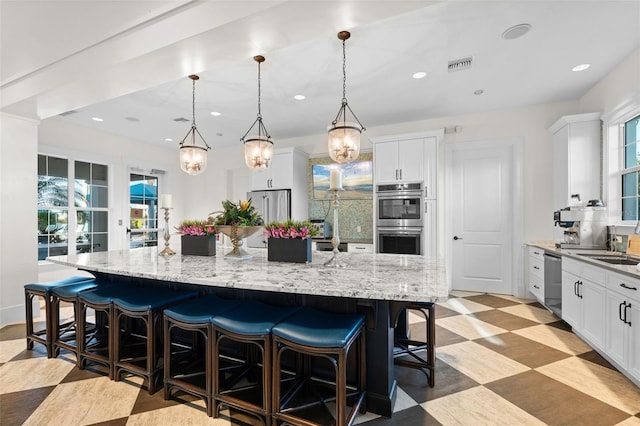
left=2, top=1, right=639, bottom=150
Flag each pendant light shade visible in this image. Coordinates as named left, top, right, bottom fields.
left=242, top=55, right=274, bottom=170
left=179, top=74, right=211, bottom=175
left=328, top=31, right=365, bottom=164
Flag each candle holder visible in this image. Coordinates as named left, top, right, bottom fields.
left=324, top=188, right=346, bottom=268
left=159, top=207, right=176, bottom=256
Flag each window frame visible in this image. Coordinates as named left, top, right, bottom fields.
left=604, top=96, right=640, bottom=225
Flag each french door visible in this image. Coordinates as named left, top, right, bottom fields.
left=129, top=172, right=159, bottom=248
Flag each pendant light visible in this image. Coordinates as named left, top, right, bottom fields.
left=179, top=74, right=211, bottom=176
left=328, top=30, right=365, bottom=164
left=242, top=55, right=274, bottom=170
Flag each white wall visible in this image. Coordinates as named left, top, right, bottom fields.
left=0, top=113, right=39, bottom=325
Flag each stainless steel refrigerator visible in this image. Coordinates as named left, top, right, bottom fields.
left=246, top=189, right=291, bottom=248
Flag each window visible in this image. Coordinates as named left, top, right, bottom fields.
left=129, top=173, right=159, bottom=248
left=621, top=114, right=640, bottom=220
left=37, top=155, right=109, bottom=260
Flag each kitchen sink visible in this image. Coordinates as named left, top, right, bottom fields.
left=577, top=253, right=640, bottom=265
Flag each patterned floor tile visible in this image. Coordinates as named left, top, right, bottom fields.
left=0, top=338, right=26, bottom=363
left=469, top=309, right=539, bottom=331
left=125, top=400, right=221, bottom=425
left=464, top=294, right=521, bottom=308
left=23, top=376, right=143, bottom=425
left=0, top=323, right=25, bottom=341
left=498, top=303, right=558, bottom=324
left=435, top=324, right=468, bottom=348
left=536, top=357, right=640, bottom=415
left=492, top=294, right=535, bottom=304
left=577, top=350, right=618, bottom=371
left=359, top=404, right=441, bottom=426
left=434, top=304, right=461, bottom=319
left=435, top=314, right=508, bottom=340
left=0, top=356, right=76, bottom=393
left=473, top=332, right=571, bottom=369
left=436, top=341, right=529, bottom=384
left=448, top=290, right=485, bottom=298
left=512, top=324, right=593, bottom=355
left=0, top=386, right=56, bottom=426
left=487, top=370, right=631, bottom=425
left=437, top=298, right=494, bottom=315
left=424, top=386, right=545, bottom=425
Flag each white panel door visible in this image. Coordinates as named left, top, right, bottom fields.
left=451, top=146, right=513, bottom=294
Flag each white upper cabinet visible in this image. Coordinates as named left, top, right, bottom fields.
left=371, top=131, right=441, bottom=198
left=549, top=113, right=602, bottom=210
left=251, top=147, right=306, bottom=191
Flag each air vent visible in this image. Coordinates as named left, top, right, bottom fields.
left=173, top=117, right=189, bottom=123
left=448, top=56, right=473, bottom=72
left=58, top=110, right=78, bottom=116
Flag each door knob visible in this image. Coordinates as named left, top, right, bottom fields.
left=453, top=236, right=462, bottom=240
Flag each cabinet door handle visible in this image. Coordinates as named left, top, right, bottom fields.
left=620, top=283, right=638, bottom=291
left=619, top=301, right=626, bottom=322
left=400, top=169, right=403, bottom=180
left=578, top=281, right=583, bottom=299
left=574, top=281, right=579, bottom=297
left=625, top=302, right=632, bottom=326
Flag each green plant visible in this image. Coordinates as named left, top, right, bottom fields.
left=211, top=199, right=263, bottom=226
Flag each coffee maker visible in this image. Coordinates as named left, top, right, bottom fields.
left=554, top=206, right=607, bottom=249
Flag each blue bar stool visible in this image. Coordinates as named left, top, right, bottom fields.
left=112, top=287, right=198, bottom=394
left=211, top=300, right=299, bottom=425
left=393, top=302, right=436, bottom=387
left=77, top=283, right=130, bottom=378
left=271, top=307, right=367, bottom=426
left=50, top=279, right=100, bottom=361
left=24, top=275, right=96, bottom=357
left=163, top=294, right=240, bottom=416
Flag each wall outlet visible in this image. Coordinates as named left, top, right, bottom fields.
left=356, top=225, right=361, bottom=233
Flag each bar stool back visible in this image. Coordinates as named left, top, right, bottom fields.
left=211, top=300, right=299, bottom=425
left=393, top=302, right=436, bottom=387
left=25, top=275, right=95, bottom=357
left=163, top=294, right=240, bottom=416
left=271, top=307, right=367, bottom=426
left=112, top=287, right=198, bottom=394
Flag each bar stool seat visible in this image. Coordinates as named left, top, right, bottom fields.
left=50, top=280, right=99, bottom=360
left=25, top=275, right=95, bottom=357
left=272, top=307, right=367, bottom=426
left=393, top=302, right=436, bottom=387
left=112, top=287, right=198, bottom=394
left=77, top=283, right=130, bottom=377
left=211, top=300, right=299, bottom=425
left=163, top=294, right=240, bottom=416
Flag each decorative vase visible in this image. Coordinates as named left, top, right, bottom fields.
left=181, top=235, right=216, bottom=256
left=267, top=237, right=312, bottom=263
left=216, top=225, right=263, bottom=260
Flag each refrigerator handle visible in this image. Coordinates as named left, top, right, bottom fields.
left=265, top=196, right=269, bottom=224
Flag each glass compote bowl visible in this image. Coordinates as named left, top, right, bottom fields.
left=216, top=225, right=263, bottom=259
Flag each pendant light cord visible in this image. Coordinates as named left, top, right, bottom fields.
left=191, top=77, right=196, bottom=128
left=257, top=60, right=262, bottom=119
left=342, top=37, right=347, bottom=103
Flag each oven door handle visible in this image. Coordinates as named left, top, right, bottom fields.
left=377, top=227, right=423, bottom=235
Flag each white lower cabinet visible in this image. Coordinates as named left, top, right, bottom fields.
left=561, top=258, right=605, bottom=350
left=605, top=271, right=640, bottom=384
left=528, top=247, right=544, bottom=302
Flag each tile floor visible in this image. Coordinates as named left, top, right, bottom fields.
left=1, top=291, right=640, bottom=425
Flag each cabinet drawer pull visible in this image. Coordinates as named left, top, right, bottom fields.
left=620, top=283, right=638, bottom=291
left=533, top=266, right=540, bottom=270
left=533, top=251, right=541, bottom=255
left=533, top=284, right=540, bottom=289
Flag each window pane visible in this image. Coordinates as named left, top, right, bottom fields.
left=48, top=157, right=67, bottom=178
left=76, top=233, right=91, bottom=253
left=77, top=210, right=90, bottom=233
left=92, top=164, right=108, bottom=186
left=38, top=155, right=46, bottom=175
left=74, top=179, right=89, bottom=207
left=625, top=142, right=640, bottom=168
left=92, top=233, right=108, bottom=252
left=622, top=172, right=639, bottom=197
left=623, top=197, right=639, bottom=221
left=75, top=161, right=90, bottom=182
left=625, top=115, right=639, bottom=145
left=90, top=186, right=108, bottom=208
left=92, top=211, right=108, bottom=232
left=38, top=176, right=68, bottom=206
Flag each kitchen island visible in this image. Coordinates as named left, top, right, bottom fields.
left=47, top=247, right=448, bottom=416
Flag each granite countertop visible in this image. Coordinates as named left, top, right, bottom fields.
left=47, top=247, right=448, bottom=302
left=528, top=241, right=640, bottom=278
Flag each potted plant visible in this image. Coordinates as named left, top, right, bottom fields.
left=264, top=219, right=318, bottom=263
left=176, top=218, right=216, bottom=256
left=210, top=199, right=264, bottom=259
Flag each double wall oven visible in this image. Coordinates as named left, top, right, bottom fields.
left=376, top=182, right=423, bottom=255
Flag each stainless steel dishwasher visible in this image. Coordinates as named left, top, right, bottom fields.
left=544, top=253, right=562, bottom=317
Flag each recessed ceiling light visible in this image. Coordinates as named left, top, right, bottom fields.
left=572, top=63, right=591, bottom=72
left=210, top=111, right=221, bottom=116
left=91, top=117, right=104, bottom=122
left=125, top=116, right=140, bottom=122
left=474, top=89, right=484, bottom=95
left=501, top=23, right=532, bottom=40
left=294, top=94, right=306, bottom=100
left=412, top=71, right=427, bottom=79
left=164, top=138, right=173, bottom=142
